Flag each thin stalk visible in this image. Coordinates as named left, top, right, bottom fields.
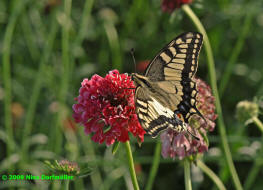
left=184, top=160, right=192, bottom=190
left=71, top=1, right=95, bottom=188
left=182, top=5, right=243, bottom=190
left=243, top=159, right=263, bottom=190
left=217, top=0, right=229, bottom=9
left=244, top=118, right=263, bottom=190
left=103, top=22, right=122, bottom=72
left=2, top=0, right=28, bottom=161
left=63, top=180, right=70, bottom=190
left=21, top=14, right=41, bottom=61
left=53, top=0, right=72, bottom=154
left=145, top=141, right=161, bottom=190
left=252, top=117, right=263, bottom=133
left=197, top=160, right=227, bottom=190
left=21, top=16, right=58, bottom=163
left=80, top=133, right=104, bottom=190
left=71, top=0, right=94, bottom=87
left=124, top=141, right=140, bottom=190
left=64, top=129, right=84, bottom=189
left=219, top=12, right=253, bottom=96
left=75, top=0, right=94, bottom=46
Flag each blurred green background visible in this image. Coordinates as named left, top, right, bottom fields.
left=1, top=0, right=263, bottom=189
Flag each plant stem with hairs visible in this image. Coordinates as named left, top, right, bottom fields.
left=182, top=4, right=243, bottom=190
left=145, top=141, right=161, bottom=190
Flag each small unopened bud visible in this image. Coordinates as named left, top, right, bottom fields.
left=236, top=100, right=259, bottom=124
left=44, top=159, right=91, bottom=177
left=58, top=160, right=80, bottom=174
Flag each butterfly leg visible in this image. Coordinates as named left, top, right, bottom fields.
left=170, top=113, right=200, bottom=140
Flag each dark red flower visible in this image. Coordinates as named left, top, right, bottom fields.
left=162, top=0, right=193, bottom=13
left=73, top=70, right=145, bottom=146
left=161, top=78, right=217, bottom=160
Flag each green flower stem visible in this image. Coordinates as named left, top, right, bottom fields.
left=80, top=133, right=104, bottom=190
left=197, top=160, right=227, bottom=190
left=217, top=0, right=228, bottom=9
left=244, top=118, right=263, bottom=190
left=244, top=157, right=263, bottom=190
left=75, top=0, right=94, bottom=45
left=124, top=141, right=140, bottom=190
left=103, top=22, right=122, bottom=72
left=219, top=12, right=253, bottom=96
left=63, top=180, right=70, bottom=190
left=184, top=159, right=192, bottom=190
left=145, top=141, right=161, bottom=190
left=71, top=0, right=94, bottom=82
left=182, top=5, right=243, bottom=190
left=21, top=15, right=58, bottom=163
left=53, top=0, right=72, bottom=154
left=2, top=0, right=28, bottom=161
left=21, top=14, right=41, bottom=61
left=252, top=117, right=263, bottom=133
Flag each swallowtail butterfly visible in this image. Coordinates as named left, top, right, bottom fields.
left=131, top=32, right=204, bottom=138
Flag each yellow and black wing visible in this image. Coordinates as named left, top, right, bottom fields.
left=135, top=32, right=204, bottom=137
left=135, top=86, right=186, bottom=137
left=145, top=32, right=202, bottom=81
left=145, top=32, right=203, bottom=123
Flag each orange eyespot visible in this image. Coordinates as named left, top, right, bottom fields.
left=177, top=113, right=184, bottom=122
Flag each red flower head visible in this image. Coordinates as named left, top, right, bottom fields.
left=73, top=70, right=145, bottom=146
left=162, top=0, right=193, bottom=13
left=161, top=78, right=217, bottom=160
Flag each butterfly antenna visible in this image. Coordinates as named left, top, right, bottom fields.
left=130, top=48, right=137, bottom=72
left=181, top=123, right=199, bottom=140
left=186, top=127, right=200, bottom=141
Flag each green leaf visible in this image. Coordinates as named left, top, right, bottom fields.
left=112, top=141, right=120, bottom=155
left=78, top=166, right=93, bottom=178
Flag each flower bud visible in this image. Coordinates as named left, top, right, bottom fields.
left=236, top=100, right=259, bottom=124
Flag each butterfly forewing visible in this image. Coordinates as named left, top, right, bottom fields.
left=145, top=32, right=203, bottom=80
left=134, top=32, right=204, bottom=138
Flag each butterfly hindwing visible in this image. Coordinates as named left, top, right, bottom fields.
left=135, top=87, right=184, bottom=137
